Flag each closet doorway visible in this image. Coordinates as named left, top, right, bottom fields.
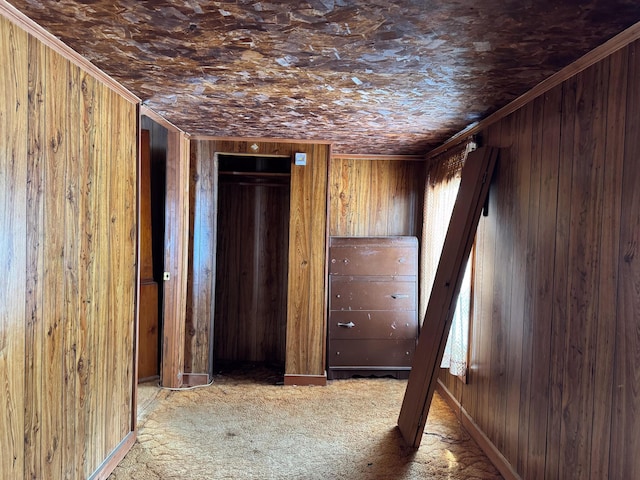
left=213, top=154, right=291, bottom=371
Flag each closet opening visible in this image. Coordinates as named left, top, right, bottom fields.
left=213, top=153, right=291, bottom=380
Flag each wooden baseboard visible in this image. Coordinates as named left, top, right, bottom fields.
left=138, top=374, right=160, bottom=384
left=284, top=373, right=327, bottom=386
left=436, top=380, right=521, bottom=480
left=182, top=373, right=210, bottom=386
left=89, top=431, right=136, bottom=480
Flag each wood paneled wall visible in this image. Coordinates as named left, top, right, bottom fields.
left=285, top=143, right=330, bottom=379
left=438, top=38, right=640, bottom=480
left=187, top=140, right=329, bottom=379
left=329, top=157, right=425, bottom=237
left=162, top=131, right=190, bottom=388
left=0, top=12, right=137, bottom=480
left=186, top=140, right=217, bottom=375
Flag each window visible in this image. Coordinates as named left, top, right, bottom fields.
left=420, top=141, right=475, bottom=379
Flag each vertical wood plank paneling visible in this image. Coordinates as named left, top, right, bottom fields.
left=352, top=160, right=370, bottom=236
left=610, top=39, right=640, bottom=480
left=62, top=60, right=81, bottom=480
left=426, top=31, right=639, bottom=480
left=329, top=157, right=425, bottom=237
left=238, top=185, right=256, bottom=360
left=42, top=47, right=67, bottom=480
left=341, top=158, right=356, bottom=235
left=329, top=158, right=352, bottom=235
left=77, top=70, right=98, bottom=479
left=386, top=162, right=406, bottom=234
left=500, top=105, right=533, bottom=468
left=369, top=160, right=390, bottom=234
left=477, top=123, right=500, bottom=442
left=127, top=100, right=137, bottom=431
left=388, top=161, right=424, bottom=236
left=473, top=120, right=501, bottom=436
left=163, top=131, right=181, bottom=387
left=185, top=138, right=196, bottom=371
left=97, top=81, right=137, bottom=480
left=1, top=12, right=138, bottom=480
left=255, top=187, right=269, bottom=360
left=200, top=141, right=217, bottom=373
left=482, top=112, right=511, bottom=458
left=588, top=47, right=626, bottom=480
left=113, top=92, right=136, bottom=441
left=512, top=98, right=543, bottom=471
left=108, top=90, right=130, bottom=468
left=286, top=149, right=313, bottom=374
left=560, top=59, right=606, bottom=480
left=239, top=183, right=253, bottom=359
left=92, top=78, right=110, bottom=469
left=0, top=15, right=27, bottom=480
left=543, top=71, right=577, bottom=480
left=205, top=142, right=218, bottom=374
left=275, top=183, right=291, bottom=362
left=526, top=85, right=562, bottom=480
left=487, top=113, right=515, bottom=454
left=256, top=184, right=290, bottom=363
left=181, top=135, right=192, bottom=369
left=186, top=140, right=216, bottom=374
left=162, top=131, right=189, bottom=388
left=24, top=32, right=44, bottom=480
left=82, top=69, right=98, bottom=477
left=213, top=182, right=238, bottom=362
left=307, top=144, right=329, bottom=374
left=102, top=86, right=117, bottom=462
left=180, top=135, right=191, bottom=376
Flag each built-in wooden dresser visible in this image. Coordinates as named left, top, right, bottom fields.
left=327, top=236, right=419, bottom=379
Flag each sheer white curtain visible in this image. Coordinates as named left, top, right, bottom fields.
left=442, top=257, right=471, bottom=377
left=421, top=142, right=473, bottom=378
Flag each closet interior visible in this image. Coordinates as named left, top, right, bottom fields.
left=213, top=154, right=292, bottom=370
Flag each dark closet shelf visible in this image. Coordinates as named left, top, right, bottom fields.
left=219, top=171, right=291, bottom=177
left=219, top=171, right=291, bottom=187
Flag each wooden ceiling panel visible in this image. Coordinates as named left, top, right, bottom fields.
left=7, top=0, right=640, bottom=154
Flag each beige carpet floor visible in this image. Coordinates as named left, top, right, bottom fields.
left=111, top=366, right=502, bottom=479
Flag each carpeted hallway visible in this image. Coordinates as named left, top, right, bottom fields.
left=111, top=366, right=502, bottom=479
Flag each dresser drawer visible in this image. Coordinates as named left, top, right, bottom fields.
left=329, top=237, right=418, bottom=276
left=328, top=339, right=415, bottom=367
left=328, top=311, right=417, bottom=340
left=330, top=278, right=416, bottom=311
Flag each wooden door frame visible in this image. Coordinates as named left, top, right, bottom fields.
left=141, top=107, right=190, bottom=389
left=211, top=152, right=291, bottom=371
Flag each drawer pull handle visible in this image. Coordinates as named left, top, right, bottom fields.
left=337, top=321, right=355, bottom=328
left=391, top=294, right=409, bottom=299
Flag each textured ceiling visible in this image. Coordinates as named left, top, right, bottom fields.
left=8, top=0, right=640, bottom=154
